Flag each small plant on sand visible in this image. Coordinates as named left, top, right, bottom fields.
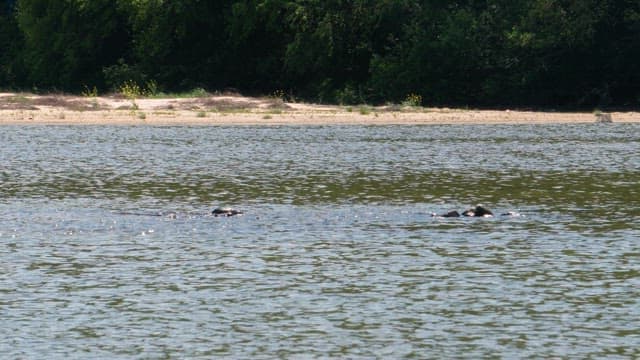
left=145, top=80, right=158, bottom=97
left=119, top=80, right=151, bottom=111
left=358, top=106, right=372, bottom=115
left=9, top=94, right=30, bottom=105
left=594, top=109, right=613, bottom=123
left=119, top=79, right=157, bottom=97
left=196, top=111, right=207, bottom=118
left=272, top=89, right=286, bottom=101
left=266, top=89, right=288, bottom=108
left=82, top=85, right=98, bottom=97
left=120, top=80, right=144, bottom=99
left=137, top=112, right=146, bottom=120
left=187, top=88, right=209, bottom=98
left=402, top=93, right=423, bottom=107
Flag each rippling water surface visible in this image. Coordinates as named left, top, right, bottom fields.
left=1, top=124, right=639, bottom=358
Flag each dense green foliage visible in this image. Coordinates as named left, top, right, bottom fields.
left=1, top=0, right=639, bottom=108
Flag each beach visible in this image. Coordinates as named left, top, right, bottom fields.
left=1, top=92, right=638, bottom=125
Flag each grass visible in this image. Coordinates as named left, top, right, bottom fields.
left=152, top=111, right=175, bottom=116
left=214, top=108, right=252, bottom=114
left=0, top=90, right=468, bottom=120
left=119, top=80, right=146, bottom=99
left=150, top=88, right=210, bottom=99
left=0, top=93, right=104, bottom=111
left=81, top=85, right=99, bottom=97
left=358, top=106, right=372, bottom=115
left=402, top=93, right=423, bottom=107
left=0, top=94, right=34, bottom=109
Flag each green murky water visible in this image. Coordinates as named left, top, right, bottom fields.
left=1, top=124, right=639, bottom=358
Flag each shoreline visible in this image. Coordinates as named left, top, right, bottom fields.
left=1, top=92, right=639, bottom=125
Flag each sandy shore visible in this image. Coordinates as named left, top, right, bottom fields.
left=1, top=92, right=638, bottom=125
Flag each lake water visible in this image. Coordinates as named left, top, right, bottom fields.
left=1, top=124, right=639, bottom=358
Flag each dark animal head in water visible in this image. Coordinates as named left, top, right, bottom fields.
left=212, top=207, right=243, bottom=217
left=471, top=205, right=493, bottom=217
left=456, top=205, right=494, bottom=217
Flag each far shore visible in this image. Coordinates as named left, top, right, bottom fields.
left=1, top=92, right=638, bottom=126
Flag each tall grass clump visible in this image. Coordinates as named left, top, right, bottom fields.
left=119, top=80, right=158, bottom=99
left=402, top=93, right=423, bottom=107
left=81, top=85, right=98, bottom=97
left=119, top=80, right=144, bottom=99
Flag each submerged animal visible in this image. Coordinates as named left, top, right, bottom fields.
left=212, top=207, right=243, bottom=217
left=463, top=205, right=494, bottom=217
left=440, top=210, right=461, bottom=218
left=433, top=205, right=498, bottom=218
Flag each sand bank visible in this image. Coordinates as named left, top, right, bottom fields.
left=1, top=92, right=638, bottom=125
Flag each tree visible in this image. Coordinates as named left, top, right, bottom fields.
left=0, top=0, right=23, bottom=87
left=16, top=0, right=129, bottom=90
left=282, top=0, right=381, bottom=102
left=122, top=0, right=233, bottom=91
left=3, top=0, right=638, bottom=107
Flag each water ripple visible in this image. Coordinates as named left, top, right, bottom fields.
left=1, top=124, right=639, bottom=358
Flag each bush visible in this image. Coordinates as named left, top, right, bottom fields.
left=402, top=93, right=423, bottom=107
left=119, top=80, right=144, bottom=99
left=103, top=59, right=148, bottom=92
left=335, top=84, right=365, bottom=105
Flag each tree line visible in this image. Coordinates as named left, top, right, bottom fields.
left=1, top=0, right=639, bottom=108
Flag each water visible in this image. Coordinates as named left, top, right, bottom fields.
left=1, top=124, right=639, bottom=358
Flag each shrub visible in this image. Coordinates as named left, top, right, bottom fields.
left=103, top=60, right=147, bottom=91
left=119, top=80, right=144, bottom=99
left=336, top=84, right=364, bottom=105
left=82, top=85, right=98, bottom=97
left=402, top=93, right=422, bottom=107
left=358, top=106, right=371, bottom=115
